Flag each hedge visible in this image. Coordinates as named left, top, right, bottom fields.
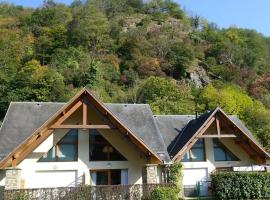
left=150, top=186, right=179, bottom=200
left=211, top=172, right=270, bottom=200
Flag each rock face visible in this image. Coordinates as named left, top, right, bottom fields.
left=187, top=61, right=211, bottom=88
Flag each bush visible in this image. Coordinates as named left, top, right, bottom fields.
left=211, top=172, right=270, bottom=200
left=150, top=186, right=178, bottom=200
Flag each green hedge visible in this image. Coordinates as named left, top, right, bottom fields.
left=150, top=186, right=179, bottom=200
left=211, top=172, right=270, bottom=200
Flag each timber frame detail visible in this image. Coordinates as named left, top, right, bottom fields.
left=0, top=88, right=162, bottom=168
left=173, top=108, right=270, bottom=163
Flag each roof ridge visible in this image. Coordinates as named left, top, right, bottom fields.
left=147, top=105, right=171, bottom=162
left=10, top=102, right=66, bottom=104
left=154, top=115, right=195, bottom=117
left=104, top=103, right=149, bottom=105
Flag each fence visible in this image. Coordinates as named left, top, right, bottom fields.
left=184, top=181, right=212, bottom=198
left=4, top=184, right=172, bottom=200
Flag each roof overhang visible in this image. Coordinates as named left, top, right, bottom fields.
left=172, top=107, right=270, bottom=163
left=0, top=88, right=162, bottom=168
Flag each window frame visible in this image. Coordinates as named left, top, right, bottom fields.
left=38, top=129, right=78, bottom=162
left=90, top=169, right=123, bottom=185
left=181, top=139, right=206, bottom=162
left=89, top=130, right=127, bottom=161
left=213, top=138, right=240, bottom=162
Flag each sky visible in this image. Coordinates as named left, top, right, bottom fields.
left=4, top=0, right=270, bottom=36
left=178, top=0, right=270, bottom=36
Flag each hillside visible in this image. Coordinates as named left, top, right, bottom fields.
left=0, top=0, right=270, bottom=151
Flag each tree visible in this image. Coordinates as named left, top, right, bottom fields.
left=50, top=47, right=98, bottom=87
left=166, top=42, right=195, bottom=78
left=9, top=59, right=68, bottom=102
left=136, top=76, right=195, bottom=114
left=68, top=1, right=112, bottom=51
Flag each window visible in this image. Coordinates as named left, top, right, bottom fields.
left=213, top=139, right=239, bottom=161
left=90, top=169, right=128, bottom=185
left=39, top=129, right=78, bottom=162
left=182, top=139, right=205, bottom=162
left=89, top=129, right=127, bottom=161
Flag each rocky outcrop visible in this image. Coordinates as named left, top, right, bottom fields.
left=187, top=61, right=211, bottom=88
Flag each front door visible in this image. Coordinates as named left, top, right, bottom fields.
left=90, top=169, right=128, bottom=185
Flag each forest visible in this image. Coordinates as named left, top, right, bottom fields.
left=1, top=0, right=270, bottom=151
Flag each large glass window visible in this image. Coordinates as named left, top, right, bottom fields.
left=182, top=139, right=205, bottom=162
left=91, top=169, right=127, bottom=185
left=89, top=130, right=127, bottom=161
left=213, top=139, right=239, bottom=161
left=39, top=129, right=78, bottom=162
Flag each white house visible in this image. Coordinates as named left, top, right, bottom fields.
left=0, top=88, right=269, bottom=197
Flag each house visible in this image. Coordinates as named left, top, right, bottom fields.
left=0, top=88, right=269, bottom=196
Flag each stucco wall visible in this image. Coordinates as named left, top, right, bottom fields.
left=182, top=138, right=257, bottom=186
left=16, top=128, right=150, bottom=188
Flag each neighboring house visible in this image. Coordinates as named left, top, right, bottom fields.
left=0, top=88, right=269, bottom=196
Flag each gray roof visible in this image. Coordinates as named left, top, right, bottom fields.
left=155, top=112, right=262, bottom=159
left=0, top=102, right=65, bottom=161
left=0, top=102, right=170, bottom=163
left=155, top=110, right=215, bottom=158
left=154, top=115, right=195, bottom=150
left=106, top=104, right=170, bottom=162
left=0, top=102, right=264, bottom=163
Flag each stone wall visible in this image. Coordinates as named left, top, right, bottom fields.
left=5, top=168, right=21, bottom=190
left=142, top=164, right=158, bottom=184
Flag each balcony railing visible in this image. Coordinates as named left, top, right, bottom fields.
left=4, top=184, right=173, bottom=200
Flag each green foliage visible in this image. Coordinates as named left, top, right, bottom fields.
left=199, top=83, right=270, bottom=150
left=68, top=1, right=112, bottom=51
left=137, top=77, right=195, bottom=114
left=149, top=163, right=182, bottom=200
left=168, top=163, right=182, bottom=186
left=199, top=84, right=253, bottom=118
left=150, top=186, right=178, bottom=200
left=166, top=42, right=195, bottom=78
left=1, top=0, right=270, bottom=151
left=211, top=172, right=270, bottom=200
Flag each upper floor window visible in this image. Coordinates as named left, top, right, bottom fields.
left=39, top=129, right=78, bottom=162
left=213, top=138, right=239, bottom=161
left=89, top=129, right=127, bottom=161
left=182, top=139, right=205, bottom=162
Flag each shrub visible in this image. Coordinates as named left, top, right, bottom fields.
left=168, top=163, right=182, bottom=187
left=150, top=186, right=178, bottom=200
left=211, top=172, right=270, bottom=200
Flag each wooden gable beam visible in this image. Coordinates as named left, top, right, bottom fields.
left=218, top=113, right=268, bottom=161
left=235, top=140, right=264, bottom=163
left=85, top=91, right=162, bottom=163
left=174, top=116, right=216, bottom=162
left=0, top=98, right=84, bottom=168
left=216, top=115, right=221, bottom=135
left=83, top=100, right=87, bottom=126
left=0, top=88, right=162, bottom=168
left=9, top=129, right=54, bottom=168
left=198, top=134, right=236, bottom=138
left=51, top=124, right=115, bottom=129
left=53, top=100, right=83, bottom=127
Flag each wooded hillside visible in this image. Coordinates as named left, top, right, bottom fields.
left=1, top=0, right=270, bottom=150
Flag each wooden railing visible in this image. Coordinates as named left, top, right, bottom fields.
left=4, top=184, right=172, bottom=200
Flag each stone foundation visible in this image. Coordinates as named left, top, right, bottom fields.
left=5, top=168, right=21, bottom=190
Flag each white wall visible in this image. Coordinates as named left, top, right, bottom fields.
left=16, top=128, right=149, bottom=188
left=182, top=138, right=257, bottom=186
